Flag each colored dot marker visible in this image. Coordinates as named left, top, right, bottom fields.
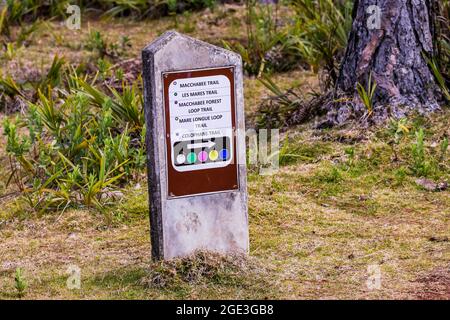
left=198, top=151, right=208, bottom=162
left=219, top=149, right=229, bottom=160
left=176, top=154, right=186, bottom=165
left=209, top=150, right=219, bottom=161
left=187, top=152, right=196, bottom=164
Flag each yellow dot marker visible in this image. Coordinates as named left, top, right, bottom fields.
left=209, top=150, right=219, bottom=161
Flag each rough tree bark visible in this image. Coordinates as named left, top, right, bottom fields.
left=330, top=0, right=442, bottom=124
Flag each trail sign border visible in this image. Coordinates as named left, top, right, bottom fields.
left=162, top=66, right=239, bottom=199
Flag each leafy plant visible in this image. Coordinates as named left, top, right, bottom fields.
left=426, top=55, right=450, bottom=103
left=0, top=54, right=65, bottom=108
left=344, top=146, right=355, bottom=167
left=85, top=30, right=108, bottom=58
left=108, top=79, right=144, bottom=131
left=0, top=6, right=8, bottom=36
left=76, top=77, right=144, bottom=131
left=387, top=118, right=410, bottom=161
left=3, top=42, right=17, bottom=60
left=356, top=73, right=377, bottom=116
left=15, top=19, right=43, bottom=46
left=37, top=54, right=65, bottom=95
left=84, top=29, right=132, bottom=59
left=96, top=58, right=112, bottom=80
left=14, top=267, right=27, bottom=298
left=0, top=75, right=26, bottom=100
left=411, top=129, right=432, bottom=177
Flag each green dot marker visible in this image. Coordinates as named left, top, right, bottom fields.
left=187, top=152, right=196, bottom=164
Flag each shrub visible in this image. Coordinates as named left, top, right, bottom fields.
left=223, top=1, right=297, bottom=76
left=286, top=0, right=353, bottom=88
left=2, top=63, right=146, bottom=212
left=256, top=75, right=329, bottom=128
left=0, top=0, right=218, bottom=24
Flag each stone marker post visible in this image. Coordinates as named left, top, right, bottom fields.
left=142, top=31, right=249, bottom=260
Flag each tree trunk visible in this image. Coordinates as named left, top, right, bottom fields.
left=332, top=0, right=441, bottom=123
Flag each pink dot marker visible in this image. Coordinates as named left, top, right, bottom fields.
left=198, top=151, right=208, bottom=162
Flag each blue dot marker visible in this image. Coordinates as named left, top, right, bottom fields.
left=219, top=149, right=229, bottom=160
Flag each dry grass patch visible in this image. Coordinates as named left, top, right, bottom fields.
left=141, top=251, right=276, bottom=298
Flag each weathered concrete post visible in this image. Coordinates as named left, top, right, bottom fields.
left=142, top=31, right=248, bottom=260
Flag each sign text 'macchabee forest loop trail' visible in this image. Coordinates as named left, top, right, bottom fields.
left=142, top=31, right=248, bottom=260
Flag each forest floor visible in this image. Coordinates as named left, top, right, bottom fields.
left=0, top=5, right=449, bottom=299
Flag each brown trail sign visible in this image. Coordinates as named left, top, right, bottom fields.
left=142, top=31, right=249, bottom=260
